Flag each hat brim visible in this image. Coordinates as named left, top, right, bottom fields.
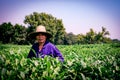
left=28, top=32, right=52, bottom=39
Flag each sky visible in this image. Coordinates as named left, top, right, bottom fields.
left=0, top=0, right=120, bottom=40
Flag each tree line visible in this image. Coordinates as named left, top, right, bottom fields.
left=0, top=12, right=119, bottom=45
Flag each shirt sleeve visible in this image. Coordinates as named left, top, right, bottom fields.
left=52, top=46, right=64, bottom=62
left=27, top=45, right=36, bottom=58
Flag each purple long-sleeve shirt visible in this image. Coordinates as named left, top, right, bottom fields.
left=27, top=41, right=64, bottom=62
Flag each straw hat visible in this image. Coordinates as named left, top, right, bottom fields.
left=29, top=25, right=52, bottom=39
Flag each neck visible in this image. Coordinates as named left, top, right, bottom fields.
left=39, top=42, right=45, bottom=46
left=38, top=42, right=45, bottom=51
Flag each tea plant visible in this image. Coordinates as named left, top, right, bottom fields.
left=0, top=43, right=120, bottom=80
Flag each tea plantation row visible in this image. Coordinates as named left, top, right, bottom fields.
left=0, top=43, right=120, bottom=80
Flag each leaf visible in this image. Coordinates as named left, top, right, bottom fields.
left=0, top=55, right=4, bottom=63
left=34, top=61, right=38, bottom=66
left=67, top=60, right=73, bottom=66
left=20, top=71, right=25, bottom=79
left=54, top=67, right=60, bottom=75
left=43, top=71, right=47, bottom=77
left=32, top=67, right=36, bottom=72
left=1, top=68, right=6, bottom=75
left=80, top=73, right=86, bottom=80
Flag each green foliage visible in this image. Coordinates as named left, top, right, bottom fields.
left=0, top=12, right=116, bottom=45
left=64, top=32, right=78, bottom=45
left=0, top=44, right=120, bottom=79
left=24, top=12, right=66, bottom=44
left=0, top=23, right=27, bottom=44
left=84, top=27, right=111, bottom=44
left=0, top=22, right=14, bottom=43
left=13, top=24, right=27, bottom=44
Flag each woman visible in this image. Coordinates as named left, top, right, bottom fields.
left=27, top=25, right=64, bottom=62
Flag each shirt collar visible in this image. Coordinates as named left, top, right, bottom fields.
left=36, top=40, right=49, bottom=49
left=42, top=40, right=49, bottom=49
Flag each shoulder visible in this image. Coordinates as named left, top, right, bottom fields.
left=45, top=41, right=56, bottom=48
left=32, top=43, right=39, bottom=48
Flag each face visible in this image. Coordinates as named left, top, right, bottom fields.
left=36, top=33, right=47, bottom=43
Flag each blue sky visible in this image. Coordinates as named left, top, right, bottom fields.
left=0, top=0, right=120, bottom=40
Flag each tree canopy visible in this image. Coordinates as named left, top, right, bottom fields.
left=24, top=12, right=66, bottom=44
left=0, top=12, right=116, bottom=45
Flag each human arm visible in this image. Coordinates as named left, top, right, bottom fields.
left=52, top=46, right=64, bottom=62
left=27, top=46, right=36, bottom=58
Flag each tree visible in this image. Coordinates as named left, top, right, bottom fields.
left=13, top=24, right=27, bottom=45
left=83, top=27, right=111, bottom=44
left=95, top=27, right=110, bottom=43
left=24, top=12, right=65, bottom=44
left=64, top=32, right=77, bottom=45
left=54, top=19, right=65, bottom=44
left=0, top=22, right=14, bottom=43
left=84, top=28, right=96, bottom=44
left=76, top=34, right=85, bottom=44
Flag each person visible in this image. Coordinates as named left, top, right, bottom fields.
left=27, top=25, right=64, bottom=62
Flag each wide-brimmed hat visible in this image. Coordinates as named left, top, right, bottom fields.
left=28, top=25, right=52, bottom=39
